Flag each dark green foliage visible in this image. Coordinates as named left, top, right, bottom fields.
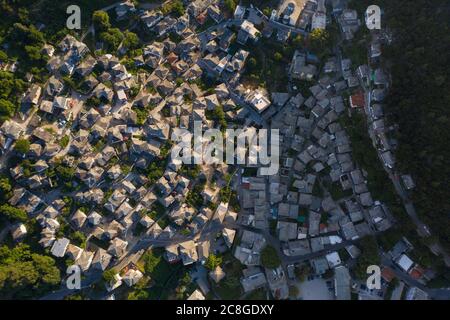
left=353, top=236, right=380, bottom=279
left=0, top=204, right=27, bottom=222
left=161, top=0, right=185, bottom=17
left=294, top=264, right=312, bottom=281
left=0, top=71, right=26, bottom=101
left=102, top=268, right=116, bottom=283
left=145, top=161, right=165, bottom=184
left=219, top=185, right=232, bottom=201
left=347, top=0, right=450, bottom=251
left=69, top=231, right=86, bottom=248
left=159, top=141, right=173, bottom=159
left=178, top=164, right=201, bottom=179
left=14, top=139, right=30, bottom=154
left=186, top=181, right=206, bottom=209
left=308, top=29, right=332, bottom=57
left=123, top=31, right=140, bottom=50
left=0, top=244, right=60, bottom=299
left=92, top=10, right=111, bottom=32
left=205, top=105, right=227, bottom=130
left=341, top=113, right=398, bottom=205
left=7, top=23, right=47, bottom=68
left=100, top=28, right=124, bottom=52
left=242, top=38, right=293, bottom=92
left=142, top=250, right=161, bottom=275
left=211, top=252, right=243, bottom=299
left=93, top=9, right=124, bottom=53
left=229, top=190, right=240, bottom=212
left=0, top=71, right=26, bottom=120
left=174, top=271, right=193, bottom=299
left=205, top=254, right=222, bottom=271
left=0, top=99, right=16, bottom=119
left=0, top=50, right=8, bottom=61
left=0, top=175, right=12, bottom=202
left=86, top=96, right=101, bottom=108
left=9, top=23, right=45, bottom=45
left=134, top=107, right=148, bottom=126
left=55, top=164, right=75, bottom=182
left=62, top=75, right=78, bottom=91
left=140, top=248, right=186, bottom=300
left=260, top=245, right=281, bottom=269
left=224, top=0, right=238, bottom=13
left=383, top=1, right=450, bottom=251
left=59, top=135, right=70, bottom=148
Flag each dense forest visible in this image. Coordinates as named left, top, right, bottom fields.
left=383, top=0, right=450, bottom=252
left=351, top=0, right=450, bottom=251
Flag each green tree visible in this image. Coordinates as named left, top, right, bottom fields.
left=0, top=99, right=16, bottom=118
left=62, top=75, right=77, bottom=90
left=55, top=164, right=75, bottom=182
left=9, top=23, right=45, bottom=46
left=0, top=71, right=26, bottom=101
left=353, top=236, right=380, bottom=279
left=205, top=254, right=222, bottom=271
left=0, top=50, right=7, bottom=62
left=0, top=204, right=27, bottom=222
left=374, top=0, right=450, bottom=252
left=292, top=34, right=303, bottom=47
left=308, top=29, right=331, bottom=55
left=260, top=245, right=281, bottom=269
left=224, top=0, right=237, bottom=13
left=92, top=10, right=110, bottom=32
left=161, top=0, right=185, bottom=17
left=0, top=244, right=60, bottom=298
left=219, top=186, right=232, bottom=201
left=17, top=8, right=29, bottom=24
left=31, top=254, right=61, bottom=285
left=186, top=182, right=205, bottom=209
left=146, top=161, right=164, bottom=184
left=102, top=268, right=116, bottom=283
left=86, top=96, right=101, bottom=108
left=274, top=52, right=283, bottom=61
left=123, top=31, right=140, bottom=50
left=14, top=138, right=30, bottom=154
left=175, top=271, right=192, bottom=299
left=100, top=28, right=124, bottom=52
left=205, top=105, right=227, bottom=130
left=0, top=175, right=12, bottom=198
left=59, top=135, right=70, bottom=148
left=127, top=288, right=149, bottom=300
left=248, top=57, right=257, bottom=70
left=142, top=250, right=161, bottom=275
left=294, top=264, right=311, bottom=281
left=70, top=231, right=86, bottom=248
left=24, top=45, right=42, bottom=61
